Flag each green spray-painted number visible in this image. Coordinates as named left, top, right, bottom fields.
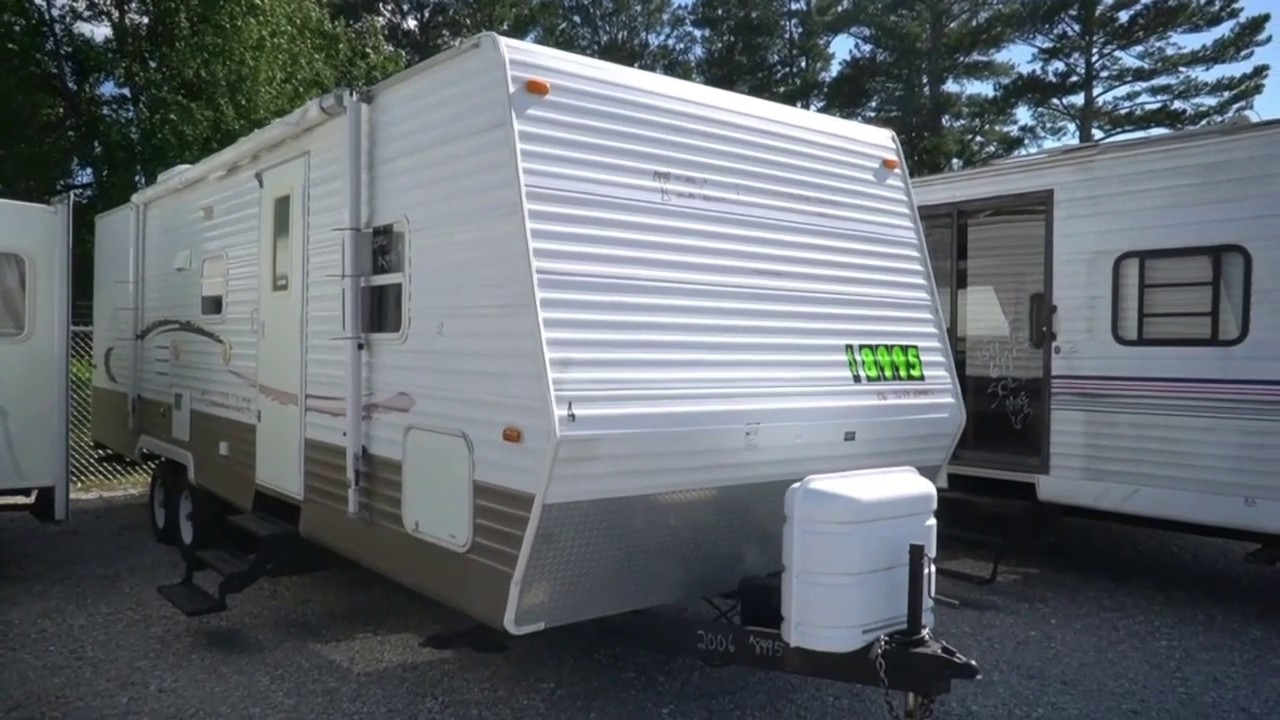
left=844, top=343, right=926, bottom=383
left=845, top=344, right=862, bottom=383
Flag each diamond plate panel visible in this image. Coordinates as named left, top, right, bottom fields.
left=513, top=480, right=793, bottom=630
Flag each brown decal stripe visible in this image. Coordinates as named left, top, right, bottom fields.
left=97, top=386, right=530, bottom=631
left=302, top=440, right=533, bottom=629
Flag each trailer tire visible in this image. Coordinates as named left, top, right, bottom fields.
left=149, top=464, right=181, bottom=546
left=174, top=478, right=219, bottom=554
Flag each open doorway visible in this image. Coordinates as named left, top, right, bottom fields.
left=919, top=192, right=1054, bottom=474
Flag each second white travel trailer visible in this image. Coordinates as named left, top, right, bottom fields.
left=90, top=33, right=982, bottom=709
left=910, top=118, right=1280, bottom=562
left=0, top=195, right=72, bottom=523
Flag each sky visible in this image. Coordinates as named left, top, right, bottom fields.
left=826, top=0, right=1279, bottom=135
left=1231, top=0, right=1278, bottom=118
left=74, top=0, right=1279, bottom=122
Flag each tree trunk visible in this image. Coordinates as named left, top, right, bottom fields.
left=1080, top=0, right=1096, bottom=143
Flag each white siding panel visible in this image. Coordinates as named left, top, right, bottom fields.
left=138, top=132, right=317, bottom=425
left=505, top=41, right=962, bottom=502
left=301, top=41, right=553, bottom=496
left=92, top=206, right=134, bottom=390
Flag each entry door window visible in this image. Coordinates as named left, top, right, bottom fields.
left=271, top=194, right=291, bottom=292
left=961, top=206, right=1048, bottom=458
left=0, top=252, right=27, bottom=338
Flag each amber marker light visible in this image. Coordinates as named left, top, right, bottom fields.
left=882, top=158, right=901, bottom=171
left=503, top=426, right=523, bottom=443
left=526, top=78, right=552, bottom=96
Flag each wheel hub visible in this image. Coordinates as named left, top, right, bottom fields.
left=152, top=482, right=167, bottom=529
left=178, top=489, right=194, bottom=546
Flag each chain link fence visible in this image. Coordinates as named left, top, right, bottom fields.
left=69, top=326, right=153, bottom=490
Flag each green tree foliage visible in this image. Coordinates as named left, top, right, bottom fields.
left=0, top=0, right=1274, bottom=308
left=87, top=0, right=404, bottom=186
left=825, top=0, right=1032, bottom=175
left=325, top=0, right=547, bottom=63
left=1011, top=0, right=1272, bottom=143
left=0, top=0, right=104, bottom=202
left=691, top=0, right=838, bottom=108
left=534, top=0, right=698, bottom=78
left=0, top=0, right=404, bottom=301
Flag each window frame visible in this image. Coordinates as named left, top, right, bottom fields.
left=0, top=250, right=30, bottom=343
left=349, top=218, right=409, bottom=343
left=271, top=192, right=292, bottom=293
left=199, top=252, right=229, bottom=319
left=1110, top=243, right=1252, bottom=348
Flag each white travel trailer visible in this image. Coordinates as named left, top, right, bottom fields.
left=0, top=195, right=72, bottom=523
left=910, top=118, right=1280, bottom=558
left=91, top=33, right=981, bottom=706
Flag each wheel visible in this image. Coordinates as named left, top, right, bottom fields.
left=174, top=476, right=221, bottom=554
left=149, top=464, right=180, bottom=546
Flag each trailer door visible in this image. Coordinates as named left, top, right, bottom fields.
left=0, top=197, right=71, bottom=520
left=918, top=191, right=1054, bottom=475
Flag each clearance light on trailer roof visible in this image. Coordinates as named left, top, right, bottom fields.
left=525, top=78, right=552, bottom=96
left=503, top=426, right=523, bottom=443
left=881, top=158, right=900, bottom=171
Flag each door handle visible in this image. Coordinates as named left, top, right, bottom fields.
left=1028, top=293, right=1056, bottom=349
left=1028, top=293, right=1043, bottom=348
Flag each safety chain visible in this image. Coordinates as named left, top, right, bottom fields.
left=870, top=633, right=938, bottom=720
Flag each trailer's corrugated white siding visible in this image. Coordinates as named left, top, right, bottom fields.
left=300, top=40, right=554, bottom=496
left=139, top=124, right=338, bottom=425
left=505, top=41, right=962, bottom=503
left=912, top=124, right=1280, bottom=529
left=133, top=40, right=552, bottom=498
left=92, top=205, right=134, bottom=390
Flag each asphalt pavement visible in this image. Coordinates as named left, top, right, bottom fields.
left=1, top=490, right=1276, bottom=720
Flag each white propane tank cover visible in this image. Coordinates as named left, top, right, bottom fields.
left=781, top=466, right=938, bottom=654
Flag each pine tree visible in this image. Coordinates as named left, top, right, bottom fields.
left=533, top=0, right=697, bottom=78
left=825, top=0, right=1031, bottom=174
left=1011, top=0, right=1272, bottom=143
left=324, top=0, right=547, bottom=64
left=691, top=0, right=839, bottom=109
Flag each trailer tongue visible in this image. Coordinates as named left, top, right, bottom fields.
left=427, top=466, right=981, bottom=719
left=634, top=467, right=980, bottom=718
left=637, top=553, right=978, bottom=719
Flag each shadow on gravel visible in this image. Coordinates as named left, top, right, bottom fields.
left=937, top=511, right=1278, bottom=621
left=4, top=493, right=1279, bottom=719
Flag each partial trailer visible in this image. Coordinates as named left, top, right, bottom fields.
left=91, top=34, right=981, bottom=711
left=911, top=118, right=1280, bottom=562
left=0, top=195, right=72, bottom=522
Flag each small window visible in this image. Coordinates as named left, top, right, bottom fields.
left=362, top=222, right=407, bottom=336
left=271, top=194, right=291, bottom=292
left=0, top=252, right=27, bottom=338
left=1112, top=245, right=1251, bottom=346
left=200, top=255, right=227, bottom=316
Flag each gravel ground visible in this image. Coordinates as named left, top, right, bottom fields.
left=1, top=491, right=1276, bottom=720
